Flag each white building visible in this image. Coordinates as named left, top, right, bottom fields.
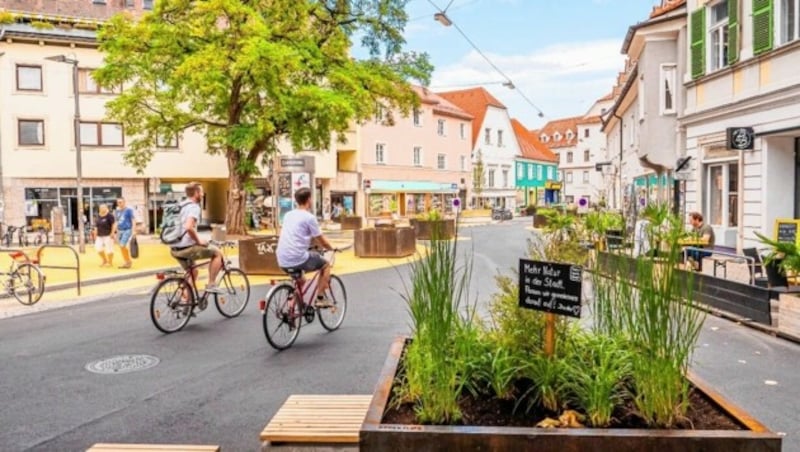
left=439, top=87, right=521, bottom=209
left=682, top=0, right=800, bottom=249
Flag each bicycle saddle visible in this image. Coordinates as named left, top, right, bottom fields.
left=281, top=267, right=304, bottom=280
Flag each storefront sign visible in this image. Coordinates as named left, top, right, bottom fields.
left=280, top=157, right=306, bottom=168
left=518, top=259, right=583, bottom=318
left=727, top=127, right=754, bottom=150
left=774, top=218, right=800, bottom=245
left=545, top=181, right=562, bottom=190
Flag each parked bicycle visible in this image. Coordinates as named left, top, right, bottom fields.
left=261, top=245, right=350, bottom=350
left=149, top=240, right=251, bottom=333
left=3, top=251, right=45, bottom=305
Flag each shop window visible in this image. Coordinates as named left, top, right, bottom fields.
left=368, top=194, right=396, bottom=216
left=437, top=153, right=446, bottom=170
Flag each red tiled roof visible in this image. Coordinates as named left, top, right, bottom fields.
left=437, top=87, right=507, bottom=148
left=511, top=119, right=557, bottom=163
left=578, top=115, right=603, bottom=125
left=535, top=116, right=583, bottom=149
left=412, top=86, right=474, bottom=121
left=650, top=0, right=686, bottom=18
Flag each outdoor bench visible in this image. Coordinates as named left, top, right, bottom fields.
left=86, top=444, right=220, bottom=452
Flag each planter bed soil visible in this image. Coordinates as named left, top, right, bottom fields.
left=382, top=346, right=741, bottom=431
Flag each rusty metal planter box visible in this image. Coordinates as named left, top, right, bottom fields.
left=532, top=214, right=549, bottom=229
left=354, top=228, right=415, bottom=258
left=411, top=219, right=455, bottom=240
left=341, top=217, right=363, bottom=231
left=360, top=337, right=782, bottom=452
left=238, top=235, right=283, bottom=275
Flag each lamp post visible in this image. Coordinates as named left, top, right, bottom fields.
left=46, top=54, right=85, bottom=253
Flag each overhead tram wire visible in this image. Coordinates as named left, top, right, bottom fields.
left=425, top=0, right=546, bottom=118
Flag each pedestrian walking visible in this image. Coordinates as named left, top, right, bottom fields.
left=113, top=197, right=135, bottom=269
left=93, top=204, right=115, bottom=267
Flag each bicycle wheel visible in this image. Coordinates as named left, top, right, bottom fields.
left=318, top=274, right=347, bottom=331
left=214, top=267, right=250, bottom=318
left=150, top=277, right=194, bottom=333
left=263, top=284, right=301, bottom=350
left=12, top=263, right=45, bottom=305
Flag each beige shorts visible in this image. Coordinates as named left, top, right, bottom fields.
left=170, top=244, right=219, bottom=270
left=95, top=236, right=114, bottom=254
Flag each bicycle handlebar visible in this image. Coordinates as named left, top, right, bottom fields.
left=309, top=244, right=353, bottom=253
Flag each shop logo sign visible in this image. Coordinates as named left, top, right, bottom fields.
left=727, top=127, right=754, bottom=150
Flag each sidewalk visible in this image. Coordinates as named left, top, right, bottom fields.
left=0, top=233, right=424, bottom=319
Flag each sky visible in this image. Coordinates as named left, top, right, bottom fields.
left=396, top=0, right=664, bottom=129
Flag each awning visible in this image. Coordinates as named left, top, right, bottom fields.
left=368, top=180, right=458, bottom=193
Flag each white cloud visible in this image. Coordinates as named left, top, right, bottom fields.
left=430, top=39, right=626, bottom=128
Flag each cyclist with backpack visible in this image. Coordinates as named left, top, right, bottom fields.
left=163, top=182, right=224, bottom=294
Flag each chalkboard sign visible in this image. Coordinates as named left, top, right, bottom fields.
left=518, top=259, right=583, bottom=318
left=774, top=219, right=800, bottom=244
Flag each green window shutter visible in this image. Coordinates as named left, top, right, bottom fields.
left=727, top=0, right=739, bottom=64
left=753, top=0, right=773, bottom=55
left=690, top=8, right=706, bottom=79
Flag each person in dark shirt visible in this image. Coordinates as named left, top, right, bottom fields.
left=94, top=204, right=115, bottom=267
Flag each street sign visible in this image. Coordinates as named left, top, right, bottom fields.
left=673, top=172, right=691, bottom=181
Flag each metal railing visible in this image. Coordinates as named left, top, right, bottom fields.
left=682, top=247, right=755, bottom=285
left=36, top=245, right=81, bottom=296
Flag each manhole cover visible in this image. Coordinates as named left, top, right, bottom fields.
left=85, top=354, right=160, bottom=375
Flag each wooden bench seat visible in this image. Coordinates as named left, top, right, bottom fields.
left=87, top=444, right=220, bottom=452
left=260, top=394, right=371, bottom=445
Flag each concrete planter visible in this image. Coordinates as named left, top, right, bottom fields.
left=411, top=219, right=455, bottom=240
left=360, top=336, right=782, bottom=452
left=354, top=227, right=415, bottom=258
left=237, top=235, right=283, bottom=275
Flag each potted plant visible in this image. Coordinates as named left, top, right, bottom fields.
left=361, top=210, right=781, bottom=451
left=755, top=232, right=800, bottom=287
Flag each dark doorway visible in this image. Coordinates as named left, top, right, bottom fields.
left=795, top=138, right=800, bottom=218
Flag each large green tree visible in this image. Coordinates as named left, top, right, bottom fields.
left=95, top=0, right=431, bottom=234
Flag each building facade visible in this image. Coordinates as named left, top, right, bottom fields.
left=439, top=87, right=521, bottom=210
left=328, top=87, right=473, bottom=218
left=511, top=119, right=559, bottom=206
left=683, top=0, right=800, bottom=249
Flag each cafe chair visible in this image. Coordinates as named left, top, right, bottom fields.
left=742, top=247, right=769, bottom=287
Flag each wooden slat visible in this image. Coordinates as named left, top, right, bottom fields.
left=87, top=444, right=219, bottom=452
left=260, top=395, right=371, bottom=444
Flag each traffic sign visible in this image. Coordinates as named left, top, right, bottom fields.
left=452, top=197, right=461, bottom=211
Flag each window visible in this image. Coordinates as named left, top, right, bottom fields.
left=126, top=0, right=135, bottom=7
left=537, top=165, right=543, bottom=180
left=567, top=151, right=573, bottom=163
left=487, top=169, right=495, bottom=188
left=547, top=166, right=554, bottom=180
left=584, top=128, right=590, bottom=138
left=528, top=165, right=533, bottom=179
left=554, top=132, right=562, bottom=141
left=638, top=79, right=646, bottom=120
left=437, top=153, right=446, bottom=170
left=79, top=68, right=118, bottom=94
left=143, top=0, right=153, bottom=9
left=708, top=1, right=729, bottom=72
left=18, top=120, right=44, bottom=146
left=437, top=119, right=446, bottom=136
left=584, top=150, right=590, bottom=162
left=79, top=122, right=123, bottom=146
left=460, top=123, right=466, bottom=140
left=497, top=130, right=503, bottom=147
left=93, top=0, right=106, bottom=4
left=566, top=172, right=573, bottom=183
left=157, top=134, right=178, bottom=148
left=16, top=65, right=42, bottom=91
left=778, top=0, right=800, bottom=45
left=517, top=163, right=524, bottom=179
left=413, top=109, right=422, bottom=127
left=502, top=170, right=509, bottom=188
left=565, top=195, right=575, bottom=204
left=460, top=155, right=466, bottom=171
left=375, top=143, right=386, bottom=164
left=540, top=134, right=548, bottom=143
left=566, top=130, right=574, bottom=141
left=705, top=162, right=739, bottom=227
left=583, top=171, right=590, bottom=183
left=659, top=64, right=677, bottom=115
left=413, top=146, right=422, bottom=166
left=484, top=128, right=491, bottom=145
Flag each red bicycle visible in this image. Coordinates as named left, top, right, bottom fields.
left=261, top=246, right=350, bottom=350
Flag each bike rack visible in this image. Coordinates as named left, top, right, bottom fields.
left=36, top=245, right=81, bottom=295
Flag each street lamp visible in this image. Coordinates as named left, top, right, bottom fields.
left=45, top=54, right=85, bottom=253
left=433, top=12, right=452, bottom=26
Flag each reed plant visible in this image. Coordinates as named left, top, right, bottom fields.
left=400, top=221, right=473, bottom=424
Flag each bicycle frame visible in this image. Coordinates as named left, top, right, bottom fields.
left=261, top=249, right=338, bottom=314
left=155, top=241, right=237, bottom=301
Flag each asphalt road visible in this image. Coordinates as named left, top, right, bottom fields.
left=1, top=218, right=798, bottom=451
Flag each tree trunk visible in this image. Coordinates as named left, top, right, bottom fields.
left=225, top=155, right=248, bottom=236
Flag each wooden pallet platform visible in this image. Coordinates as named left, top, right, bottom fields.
left=261, top=395, right=372, bottom=445
left=87, top=444, right=219, bottom=452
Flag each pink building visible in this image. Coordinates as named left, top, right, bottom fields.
left=350, top=87, right=473, bottom=218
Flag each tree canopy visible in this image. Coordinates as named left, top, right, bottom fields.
left=94, top=0, right=432, bottom=233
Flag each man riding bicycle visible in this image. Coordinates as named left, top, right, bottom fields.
left=276, top=187, right=334, bottom=307
left=169, top=182, right=224, bottom=295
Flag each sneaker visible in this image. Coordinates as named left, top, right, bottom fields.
left=205, top=284, right=225, bottom=294
left=314, top=296, right=333, bottom=308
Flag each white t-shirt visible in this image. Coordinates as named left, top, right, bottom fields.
left=277, top=209, right=322, bottom=268
left=173, top=200, right=202, bottom=248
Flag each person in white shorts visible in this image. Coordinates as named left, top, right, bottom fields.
left=93, top=203, right=115, bottom=267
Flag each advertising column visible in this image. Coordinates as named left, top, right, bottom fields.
left=275, top=156, right=315, bottom=225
